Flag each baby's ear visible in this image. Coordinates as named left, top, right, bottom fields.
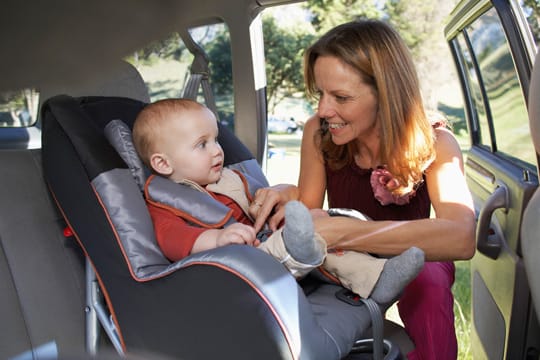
left=150, top=153, right=173, bottom=176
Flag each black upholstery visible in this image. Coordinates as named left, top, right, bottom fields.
left=41, top=94, right=376, bottom=360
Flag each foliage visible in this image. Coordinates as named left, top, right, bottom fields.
left=305, top=0, right=382, bottom=33
left=128, top=32, right=188, bottom=67
left=262, top=16, right=315, bottom=112
left=204, top=16, right=315, bottom=113
left=384, top=0, right=458, bottom=109
left=523, top=0, right=540, bottom=43
left=206, top=30, right=233, bottom=97
left=0, top=91, right=25, bottom=111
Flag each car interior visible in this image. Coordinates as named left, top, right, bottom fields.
left=0, top=1, right=412, bottom=359
left=1, top=0, right=540, bottom=359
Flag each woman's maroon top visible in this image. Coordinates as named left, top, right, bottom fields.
left=326, top=163, right=431, bottom=221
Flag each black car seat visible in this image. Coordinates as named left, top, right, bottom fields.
left=40, top=93, right=398, bottom=360
left=522, top=52, right=540, bottom=319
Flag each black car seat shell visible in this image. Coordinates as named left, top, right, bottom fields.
left=40, top=94, right=381, bottom=360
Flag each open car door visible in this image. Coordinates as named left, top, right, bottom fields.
left=445, top=0, right=540, bottom=358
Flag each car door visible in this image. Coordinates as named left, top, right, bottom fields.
left=445, top=0, right=540, bottom=358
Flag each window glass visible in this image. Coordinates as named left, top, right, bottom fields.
left=456, top=33, right=492, bottom=150
left=466, top=7, right=536, bottom=168
left=125, top=23, right=234, bottom=131
left=521, top=0, right=540, bottom=47
left=190, top=23, right=235, bottom=130
left=125, top=33, right=193, bottom=101
left=0, top=89, right=39, bottom=127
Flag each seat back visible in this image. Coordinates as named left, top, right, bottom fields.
left=522, top=51, right=540, bottom=319
left=0, top=148, right=87, bottom=358
left=0, top=60, right=150, bottom=360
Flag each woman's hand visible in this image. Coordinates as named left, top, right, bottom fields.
left=250, top=184, right=299, bottom=232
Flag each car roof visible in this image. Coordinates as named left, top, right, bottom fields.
left=0, top=0, right=303, bottom=94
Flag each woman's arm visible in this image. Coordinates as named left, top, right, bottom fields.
left=251, top=115, right=326, bottom=232
left=314, top=129, right=476, bottom=261
left=298, top=115, right=327, bottom=208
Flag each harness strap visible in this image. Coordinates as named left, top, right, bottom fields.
left=144, top=167, right=265, bottom=229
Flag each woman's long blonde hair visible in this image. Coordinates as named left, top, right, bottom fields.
left=304, top=20, right=437, bottom=195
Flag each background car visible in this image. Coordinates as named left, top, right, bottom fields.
left=267, top=116, right=298, bottom=133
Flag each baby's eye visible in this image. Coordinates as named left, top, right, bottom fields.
left=197, top=140, right=207, bottom=149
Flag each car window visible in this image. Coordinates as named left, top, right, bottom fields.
left=0, top=89, right=39, bottom=127
left=455, top=33, right=491, bottom=148
left=455, top=6, right=536, bottom=169
left=521, top=0, right=540, bottom=46
left=125, top=22, right=235, bottom=131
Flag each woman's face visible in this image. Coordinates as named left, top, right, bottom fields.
left=313, top=55, right=379, bottom=146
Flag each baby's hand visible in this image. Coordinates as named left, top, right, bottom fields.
left=216, top=223, right=258, bottom=247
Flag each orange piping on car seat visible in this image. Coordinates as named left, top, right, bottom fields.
left=95, top=185, right=297, bottom=358
left=185, top=260, right=299, bottom=360
left=50, top=184, right=297, bottom=359
left=47, top=184, right=128, bottom=353
left=91, top=183, right=299, bottom=357
left=232, top=169, right=255, bottom=203
left=91, top=184, right=141, bottom=281
left=90, top=184, right=185, bottom=283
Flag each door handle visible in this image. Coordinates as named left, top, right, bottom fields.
left=476, top=184, right=508, bottom=259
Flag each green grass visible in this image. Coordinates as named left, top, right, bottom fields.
left=454, top=260, right=472, bottom=360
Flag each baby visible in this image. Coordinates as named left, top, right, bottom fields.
left=132, top=98, right=424, bottom=303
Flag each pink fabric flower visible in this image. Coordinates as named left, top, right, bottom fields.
left=370, top=167, right=416, bottom=206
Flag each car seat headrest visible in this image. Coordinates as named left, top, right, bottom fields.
left=104, top=119, right=150, bottom=191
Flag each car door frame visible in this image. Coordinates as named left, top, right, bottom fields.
left=445, top=0, right=540, bottom=358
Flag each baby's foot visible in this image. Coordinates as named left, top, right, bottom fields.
left=282, top=201, right=325, bottom=265
left=370, top=247, right=424, bottom=304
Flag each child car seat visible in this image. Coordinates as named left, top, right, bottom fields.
left=40, top=94, right=406, bottom=360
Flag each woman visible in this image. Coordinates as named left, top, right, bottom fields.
left=254, top=20, right=475, bottom=359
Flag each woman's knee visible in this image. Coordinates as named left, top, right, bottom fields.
left=407, top=261, right=454, bottom=290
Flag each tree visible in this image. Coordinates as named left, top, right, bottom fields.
left=305, top=0, right=459, bottom=111
left=206, top=30, right=233, bottom=97
left=523, top=0, right=540, bottom=43
left=262, top=16, right=315, bottom=113
left=384, top=0, right=458, bottom=110
left=306, top=0, right=382, bottom=33
left=205, top=16, right=314, bottom=114
left=384, top=0, right=456, bottom=110
left=130, top=32, right=188, bottom=67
